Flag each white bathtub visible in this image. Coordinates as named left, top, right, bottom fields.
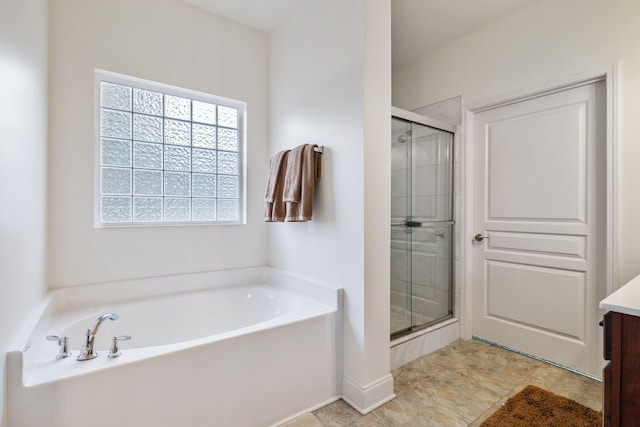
left=7, top=267, right=343, bottom=427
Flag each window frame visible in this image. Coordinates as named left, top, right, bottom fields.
left=93, top=69, right=247, bottom=227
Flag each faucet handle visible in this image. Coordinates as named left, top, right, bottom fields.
left=46, top=335, right=72, bottom=359
left=108, top=335, right=131, bottom=359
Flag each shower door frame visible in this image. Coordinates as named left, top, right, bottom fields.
left=390, top=107, right=457, bottom=340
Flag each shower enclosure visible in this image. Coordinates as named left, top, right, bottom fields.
left=390, top=108, right=455, bottom=339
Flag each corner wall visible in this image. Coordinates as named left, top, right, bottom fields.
left=269, top=0, right=394, bottom=413
left=48, top=0, right=270, bottom=287
left=392, top=0, right=640, bottom=288
left=0, top=0, right=49, bottom=424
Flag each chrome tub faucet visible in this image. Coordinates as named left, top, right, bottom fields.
left=46, top=335, right=72, bottom=359
left=77, top=313, right=119, bottom=361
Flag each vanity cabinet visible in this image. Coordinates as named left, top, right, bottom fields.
left=602, top=310, right=640, bottom=426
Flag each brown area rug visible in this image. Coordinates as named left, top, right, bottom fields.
left=481, top=385, right=602, bottom=427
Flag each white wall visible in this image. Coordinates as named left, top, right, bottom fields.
left=269, top=0, right=394, bottom=413
left=393, top=0, right=640, bottom=287
left=362, top=0, right=393, bottom=400
left=0, top=0, right=49, bottom=425
left=48, top=0, right=270, bottom=287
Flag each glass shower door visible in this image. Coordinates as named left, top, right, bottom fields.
left=391, top=117, right=413, bottom=334
left=390, top=115, right=454, bottom=339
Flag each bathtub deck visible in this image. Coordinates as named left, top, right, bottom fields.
left=8, top=267, right=344, bottom=427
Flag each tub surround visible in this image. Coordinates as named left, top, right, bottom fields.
left=7, top=267, right=343, bottom=427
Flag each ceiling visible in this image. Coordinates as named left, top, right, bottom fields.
left=186, top=0, right=539, bottom=68
left=185, top=0, right=305, bottom=33
left=391, top=0, right=539, bottom=67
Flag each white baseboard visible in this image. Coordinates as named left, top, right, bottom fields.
left=341, top=374, right=396, bottom=415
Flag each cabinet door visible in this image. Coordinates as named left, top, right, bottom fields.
left=620, top=313, right=640, bottom=425
left=603, top=362, right=611, bottom=427
left=603, top=311, right=612, bottom=361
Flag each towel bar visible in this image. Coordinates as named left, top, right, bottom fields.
left=313, top=146, right=324, bottom=154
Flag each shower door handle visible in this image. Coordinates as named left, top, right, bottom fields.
left=418, top=220, right=455, bottom=227
left=474, top=233, right=489, bottom=242
left=391, top=220, right=455, bottom=228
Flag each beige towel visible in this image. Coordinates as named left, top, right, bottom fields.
left=283, top=145, right=305, bottom=203
left=264, top=150, right=290, bottom=222
left=283, top=144, right=321, bottom=222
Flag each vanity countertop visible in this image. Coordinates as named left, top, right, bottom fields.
left=600, top=273, right=640, bottom=316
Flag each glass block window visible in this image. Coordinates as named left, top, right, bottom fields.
left=95, top=70, right=245, bottom=226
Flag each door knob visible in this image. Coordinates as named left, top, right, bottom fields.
left=474, top=233, right=489, bottom=242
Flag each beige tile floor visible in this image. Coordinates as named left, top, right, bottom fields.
left=280, top=338, right=602, bottom=427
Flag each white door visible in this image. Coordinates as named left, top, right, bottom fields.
left=471, top=81, right=606, bottom=377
